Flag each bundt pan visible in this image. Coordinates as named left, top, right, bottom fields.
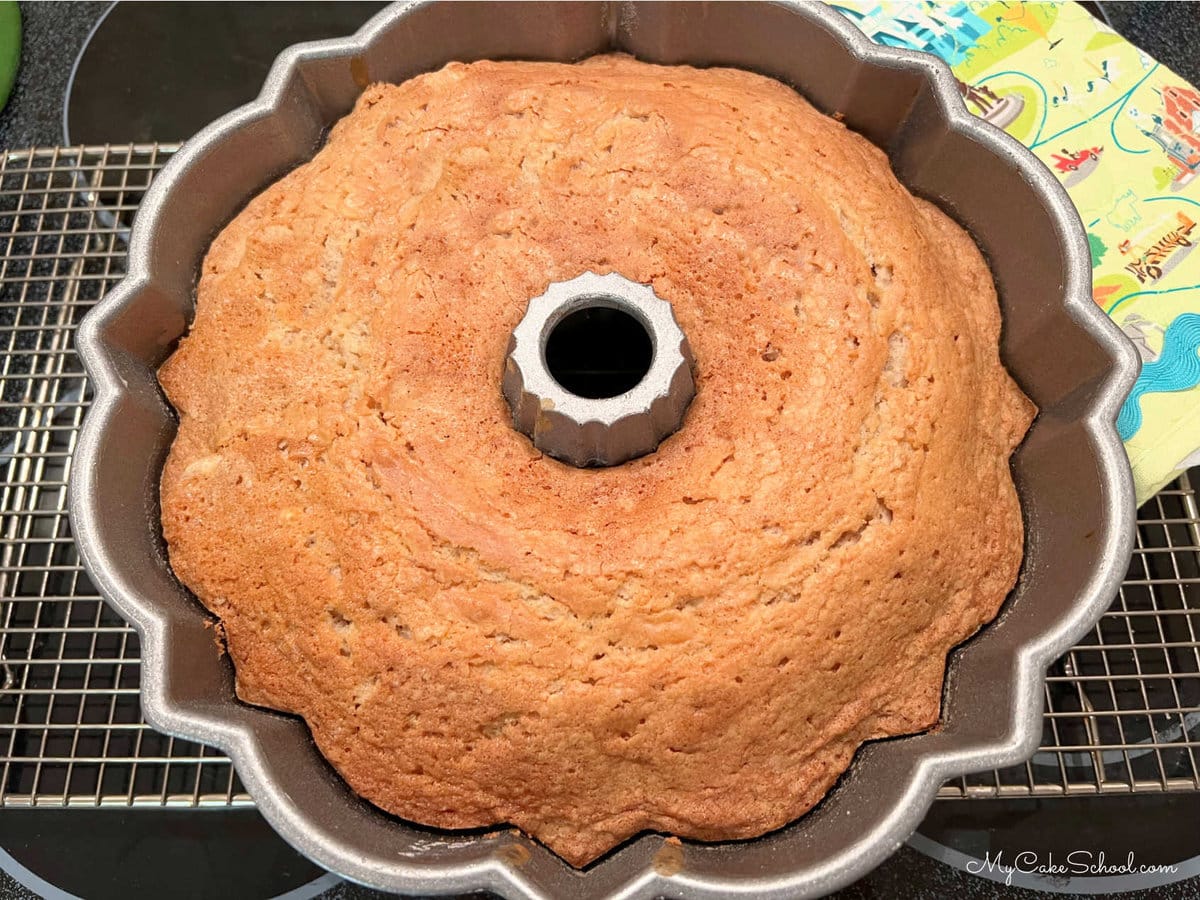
left=70, top=2, right=1139, bottom=897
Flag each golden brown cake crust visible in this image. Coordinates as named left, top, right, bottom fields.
left=158, top=55, right=1035, bottom=865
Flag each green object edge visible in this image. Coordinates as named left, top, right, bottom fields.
left=0, top=1, right=21, bottom=112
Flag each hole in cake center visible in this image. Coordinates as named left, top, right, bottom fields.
left=544, top=303, right=653, bottom=399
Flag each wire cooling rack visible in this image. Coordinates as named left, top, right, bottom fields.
left=0, top=145, right=246, bottom=807
left=0, top=144, right=1196, bottom=810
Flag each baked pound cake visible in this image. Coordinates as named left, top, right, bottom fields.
left=159, top=55, right=1035, bottom=865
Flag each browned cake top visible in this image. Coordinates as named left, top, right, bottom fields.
left=159, top=55, right=1034, bottom=865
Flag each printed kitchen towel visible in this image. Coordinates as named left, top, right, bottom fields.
left=833, top=1, right=1200, bottom=504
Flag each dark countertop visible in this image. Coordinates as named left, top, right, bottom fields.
left=1, top=2, right=1199, bottom=899
left=0, top=0, right=105, bottom=149
left=1102, top=1, right=1200, bottom=87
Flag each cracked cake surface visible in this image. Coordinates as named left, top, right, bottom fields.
left=158, top=54, right=1035, bottom=865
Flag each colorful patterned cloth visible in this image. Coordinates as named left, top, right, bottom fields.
left=833, top=1, right=1200, bottom=504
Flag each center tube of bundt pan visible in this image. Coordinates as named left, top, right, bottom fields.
left=502, top=272, right=695, bottom=467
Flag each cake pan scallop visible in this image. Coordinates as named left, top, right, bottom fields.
left=69, top=2, right=1140, bottom=897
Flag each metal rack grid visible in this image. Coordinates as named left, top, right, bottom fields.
left=0, top=144, right=248, bottom=808
left=0, top=144, right=1195, bottom=811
